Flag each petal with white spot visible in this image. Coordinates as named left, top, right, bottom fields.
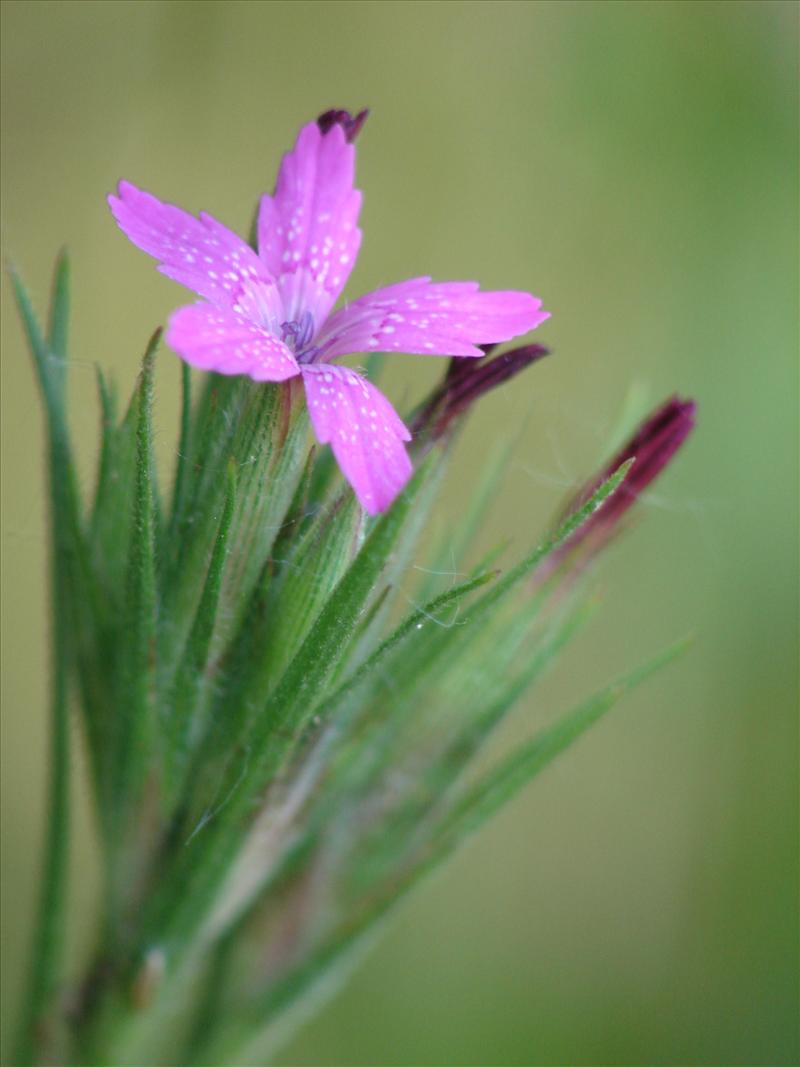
left=167, top=302, right=300, bottom=382
left=109, top=181, right=281, bottom=314
left=257, top=123, right=362, bottom=324
left=301, top=364, right=412, bottom=514
left=316, top=277, right=549, bottom=361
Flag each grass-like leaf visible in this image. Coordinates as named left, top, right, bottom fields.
left=168, top=362, right=193, bottom=544
left=193, top=568, right=501, bottom=943
left=90, top=370, right=139, bottom=599
left=109, top=334, right=160, bottom=857
left=254, top=493, right=364, bottom=684
left=137, top=454, right=446, bottom=967
left=192, top=640, right=689, bottom=1066
left=164, top=464, right=237, bottom=803
left=12, top=256, right=76, bottom=1063
left=11, top=266, right=63, bottom=415
left=46, top=250, right=70, bottom=392
left=158, top=381, right=307, bottom=688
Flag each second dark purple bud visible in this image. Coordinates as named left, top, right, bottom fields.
left=542, top=395, right=697, bottom=580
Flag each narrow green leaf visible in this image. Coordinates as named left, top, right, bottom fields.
left=168, top=362, right=193, bottom=543
left=244, top=453, right=444, bottom=779
left=13, top=602, right=70, bottom=1067
left=14, top=266, right=113, bottom=816
left=89, top=369, right=138, bottom=591
left=162, top=374, right=247, bottom=584
left=251, top=493, right=363, bottom=688
left=11, top=266, right=58, bottom=412
left=90, top=366, right=118, bottom=532
left=468, top=538, right=511, bottom=578
left=140, top=455, right=443, bottom=966
left=110, top=333, right=160, bottom=843
left=165, top=464, right=236, bottom=802
left=13, top=257, right=73, bottom=1065
left=304, top=569, right=502, bottom=798
left=199, top=640, right=689, bottom=1066
left=303, top=443, right=338, bottom=512
left=46, top=249, right=69, bottom=393
left=189, top=453, right=443, bottom=823
left=182, top=374, right=250, bottom=515
left=276, top=465, right=633, bottom=866
left=323, top=568, right=498, bottom=727
left=266, top=444, right=317, bottom=561
left=159, top=381, right=306, bottom=681
left=345, top=602, right=594, bottom=890
left=213, top=383, right=308, bottom=644
left=188, top=569, right=500, bottom=944
left=186, top=374, right=246, bottom=487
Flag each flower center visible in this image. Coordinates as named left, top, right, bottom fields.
left=280, top=310, right=318, bottom=362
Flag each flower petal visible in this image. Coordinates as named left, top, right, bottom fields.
left=167, top=303, right=300, bottom=382
left=316, top=277, right=550, bottom=361
left=301, top=364, right=412, bottom=514
left=257, top=122, right=362, bottom=324
left=109, top=181, right=279, bottom=312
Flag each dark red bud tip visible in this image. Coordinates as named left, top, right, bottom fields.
left=445, top=344, right=550, bottom=419
left=317, top=108, right=370, bottom=143
left=574, top=395, right=696, bottom=516
left=549, top=395, right=696, bottom=574
left=413, top=344, right=550, bottom=439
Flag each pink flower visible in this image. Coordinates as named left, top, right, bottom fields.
left=109, top=114, right=549, bottom=513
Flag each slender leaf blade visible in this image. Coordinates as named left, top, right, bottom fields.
left=46, top=249, right=69, bottom=395
left=110, top=333, right=160, bottom=841
left=140, top=454, right=444, bottom=965
left=196, top=640, right=689, bottom=1065
left=13, top=257, right=73, bottom=1063
left=165, top=464, right=237, bottom=802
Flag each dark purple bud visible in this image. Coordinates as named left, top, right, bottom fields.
left=566, top=396, right=695, bottom=519
left=443, top=345, right=550, bottom=421
left=412, top=344, right=550, bottom=439
left=442, top=343, right=499, bottom=388
left=317, top=108, right=370, bottom=143
left=545, top=395, right=696, bottom=576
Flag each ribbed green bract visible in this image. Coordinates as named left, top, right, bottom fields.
left=12, top=255, right=687, bottom=1067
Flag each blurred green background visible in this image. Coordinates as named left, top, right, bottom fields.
left=1, top=1, right=797, bottom=1063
